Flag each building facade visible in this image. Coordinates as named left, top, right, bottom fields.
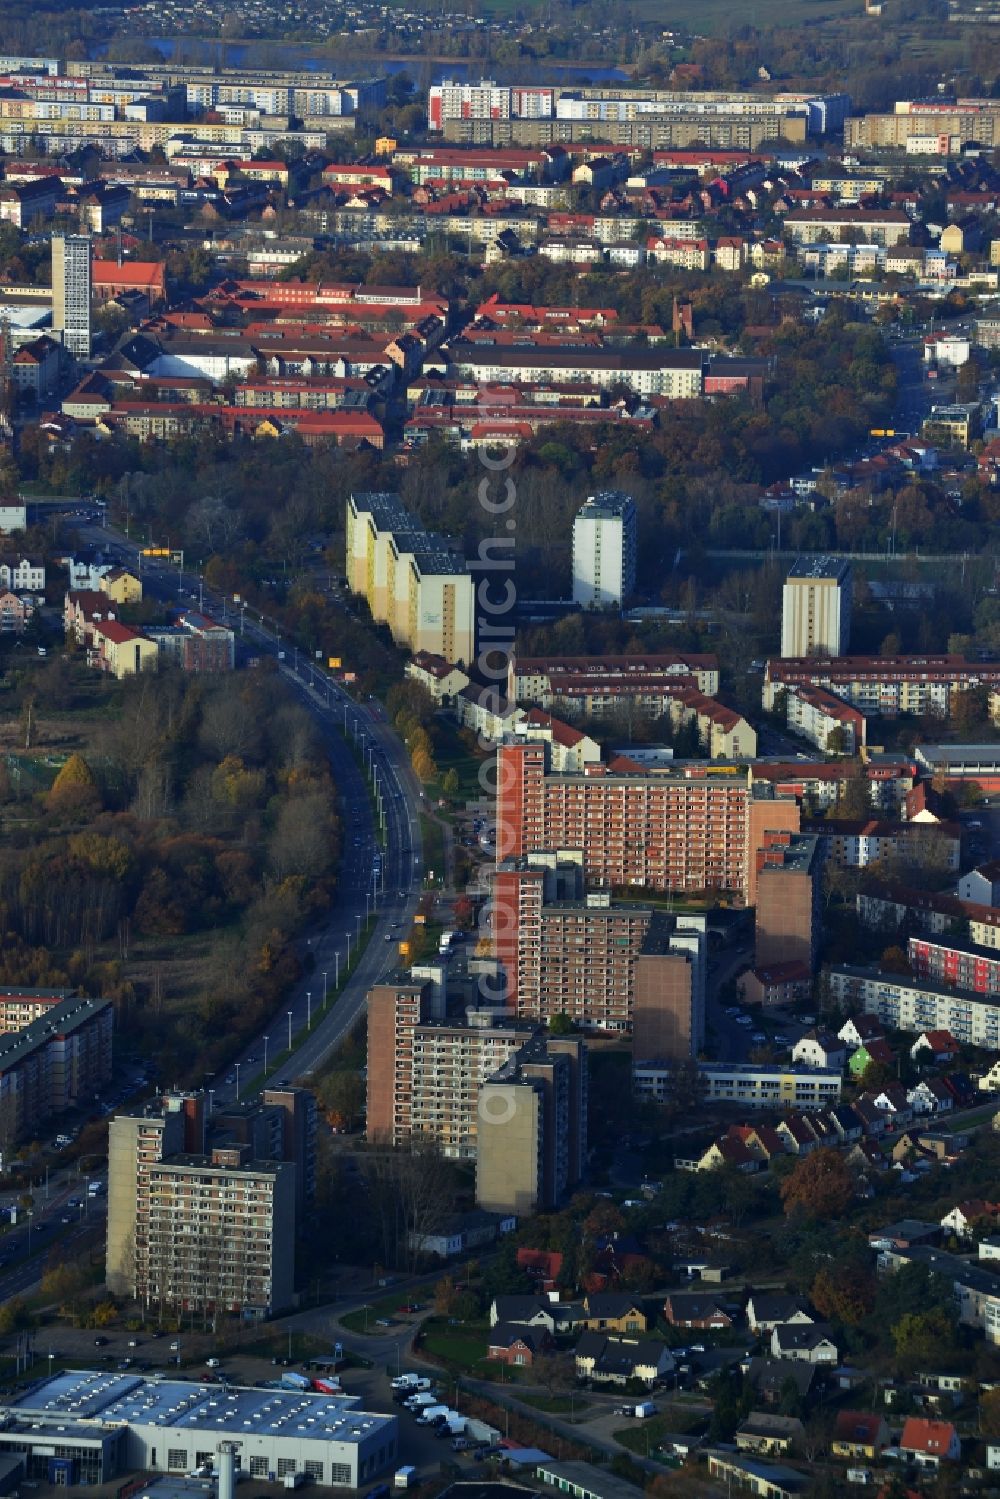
left=51, top=233, right=92, bottom=358
left=781, top=556, right=852, bottom=659
left=571, top=491, right=637, bottom=610
left=346, top=491, right=475, bottom=665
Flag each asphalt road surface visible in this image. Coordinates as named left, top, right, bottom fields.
left=69, top=520, right=427, bottom=1101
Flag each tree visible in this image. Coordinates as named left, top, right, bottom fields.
left=316, top=1070, right=364, bottom=1132
left=780, top=1148, right=854, bottom=1221
left=881, top=945, right=911, bottom=975
left=532, top=1352, right=574, bottom=1397
left=46, top=753, right=102, bottom=817
left=811, top=1261, right=876, bottom=1326
left=892, top=1307, right=959, bottom=1372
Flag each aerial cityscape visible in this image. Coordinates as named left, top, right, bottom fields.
left=5, top=0, right=1000, bottom=1497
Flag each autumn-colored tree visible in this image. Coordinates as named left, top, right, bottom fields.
left=780, top=1148, right=854, bottom=1221
left=433, top=1275, right=458, bottom=1316
left=811, top=1262, right=876, bottom=1326
left=46, top=753, right=102, bottom=817
left=880, top=945, right=911, bottom=975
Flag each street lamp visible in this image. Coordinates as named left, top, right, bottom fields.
left=263, top=1036, right=269, bottom=1073
left=355, top=914, right=362, bottom=941
left=287, top=1011, right=293, bottom=1051
left=234, top=1062, right=241, bottom=1098
left=335, top=952, right=340, bottom=988
left=322, top=971, right=328, bottom=1006
left=306, top=991, right=312, bottom=1031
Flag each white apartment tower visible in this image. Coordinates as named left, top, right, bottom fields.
left=572, top=491, right=637, bottom=609
left=781, top=555, right=852, bottom=658
left=51, top=233, right=92, bottom=359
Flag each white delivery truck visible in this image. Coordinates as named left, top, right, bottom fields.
left=394, top=1468, right=417, bottom=1490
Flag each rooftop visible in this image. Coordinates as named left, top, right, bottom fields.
left=786, top=554, right=851, bottom=582
left=10, top=1372, right=394, bottom=1447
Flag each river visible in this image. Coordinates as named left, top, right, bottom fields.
left=91, top=35, right=632, bottom=84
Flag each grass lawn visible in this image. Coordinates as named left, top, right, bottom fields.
left=518, top=1392, right=590, bottom=1416
left=339, top=1294, right=409, bottom=1335
left=429, top=719, right=487, bottom=806
left=944, top=1103, right=996, bottom=1133
left=420, top=814, right=445, bottom=886
left=242, top=1330, right=331, bottom=1362
left=419, top=1317, right=493, bottom=1375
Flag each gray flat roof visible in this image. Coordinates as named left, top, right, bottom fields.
left=785, top=554, right=850, bottom=582
left=10, top=1372, right=393, bottom=1446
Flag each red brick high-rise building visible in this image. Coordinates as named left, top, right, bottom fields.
left=496, top=742, right=800, bottom=902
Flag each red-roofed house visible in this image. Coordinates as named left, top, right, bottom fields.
left=910, top=1029, right=959, bottom=1063
left=899, top=1417, right=960, bottom=1467
left=514, top=709, right=601, bottom=771
left=516, top=1247, right=563, bottom=1292
left=90, top=619, right=158, bottom=678
left=737, top=961, right=811, bottom=1008
left=831, top=1411, right=890, bottom=1460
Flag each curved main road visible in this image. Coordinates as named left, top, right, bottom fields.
left=76, top=520, right=427, bottom=1098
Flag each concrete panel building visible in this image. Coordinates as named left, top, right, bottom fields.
left=781, top=556, right=852, bottom=659
left=107, top=1087, right=314, bottom=1316
left=571, top=491, right=637, bottom=610
left=51, top=233, right=92, bottom=359
left=496, top=740, right=797, bottom=901
left=0, top=993, right=112, bottom=1149
left=345, top=491, right=475, bottom=665
left=476, top=1034, right=586, bottom=1216
left=490, top=852, right=705, bottom=1049
left=754, top=831, right=822, bottom=971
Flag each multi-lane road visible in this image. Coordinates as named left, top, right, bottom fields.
left=72, top=518, right=427, bottom=1101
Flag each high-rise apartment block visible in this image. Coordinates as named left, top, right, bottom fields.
left=345, top=491, right=475, bottom=665
left=51, top=233, right=92, bottom=359
left=428, top=80, right=554, bottom=130
left=0, top=992, right=111, bottom=1149
left=753, top=830, right=823, bottom=971
left=496, top=741, right=800, bottom=901
left=491, top=851, right=706, bottom=1053
left=476, top=1034, right=586, bottom=1216
left=106, top=1087, right=315, bottom=1316
left=780, top=556, right=852, bottom=658
left=571, top=491, right=637, bottom=609
left=366, top=975, right=586, bottom=1213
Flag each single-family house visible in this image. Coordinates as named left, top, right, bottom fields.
left=663, top=1292, right=733, bottom=1329
left=745, top=1294, right=815, bottom=1336
left=792, top=1031, right=848, bottom=1072
left=770, top=1323, right=838, bottom=1363
left=940, top=1200, right=998, bottom=1241
left=826, top=1104, right=864, bottom=1143
left=516, top=1248, right=564, bottom=1291
left=581, top=1293, right=648, bottom=1335
left=910, top=1030, right=959, bottom=1064
left=775, top=1115, right=820, bottom=1156
left=831, top=1410, right=890, bottom=1460
left=907, top=1077, right=955, bottom=1116
left=99, top=568, right=143, bottom=605
left=487, top=1323, right=554, bottom=1366
left=489, top=1295, right=559, bottom=1331
left=898, top=1417, right=961, bottom=1467
left=868, top=1219, right=941, bottom=1251
left=574, top=1332, right=675, bottom=1387
left=735, top=1413, right=805, bottom=1457
left=838, top=1014, right=885, bottom=1049
left=870, top=1084, right=913, bottom=1127
left=849, top=1038, right=895, bottom=1077
left=743, top=1358, right=817, bottom=1408
left=851, top=1095, right=887, bottom=1138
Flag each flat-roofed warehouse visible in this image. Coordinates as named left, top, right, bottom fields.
left=0, top=1371, right=397, bottom=1488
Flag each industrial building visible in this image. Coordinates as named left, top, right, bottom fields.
left=0, top=1371, right=397, bottom=1488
